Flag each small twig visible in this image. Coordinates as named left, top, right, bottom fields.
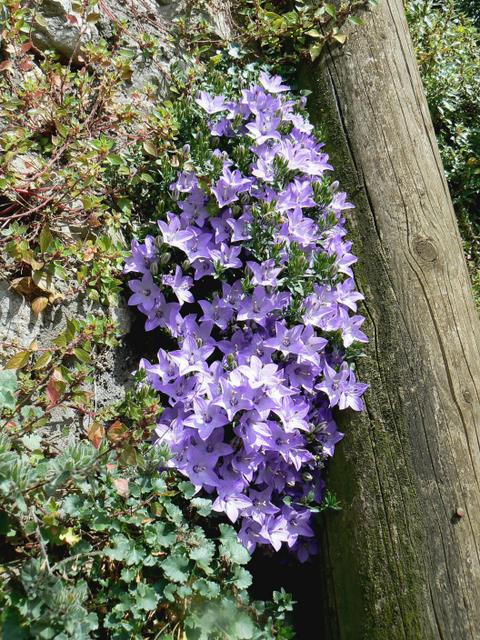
left=50, top=548, right=105, bottom=573
left=30, top=507, right=52, bottom=574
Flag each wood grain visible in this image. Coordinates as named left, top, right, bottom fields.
left=298, top=0, right=480, bottom=637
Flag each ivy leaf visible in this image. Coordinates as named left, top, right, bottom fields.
left=144, top=522, right=176, bottom=547
left=178, top=480, right=195, bottom=499
left=192, top=579, right=221, bottom=598
left=59, top=528, right=82, bottom=547
left=190, top=539, right=215, bottom=568
left=232, top=612, right=255, bottom=639
left=107, top=535, right=145, bottom=565
left=62, top=494, right=85, bottom=517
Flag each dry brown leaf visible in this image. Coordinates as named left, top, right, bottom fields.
left=31, top=296, right=49, bottom=315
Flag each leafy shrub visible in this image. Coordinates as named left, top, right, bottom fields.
left=234, top=0, right=377, bottom=63
left=0, top=368, right=294, bottom=639
left=457, top=0, right=480, bottom=24
left=406, top=0, right=480, bottom=303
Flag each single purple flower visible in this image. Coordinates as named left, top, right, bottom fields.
left=196, top=90, right=227, bottom=114
left=162, top=266, right=194, bottom=305
left=128, top=271, right=160, bottom=312
left=259, top=71, right=290, bottom=94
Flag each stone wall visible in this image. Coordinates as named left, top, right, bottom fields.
left=0, top=0, right=232, bottom=435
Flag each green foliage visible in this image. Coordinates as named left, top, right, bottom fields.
left=0, top=0, right=184, bottom=310
left=406, top=0, right=480, bottom=304
left=0, top=369, right=294, bottom=639
left=173, top=0, right=377, bottom=69
left=232, top=0, right=377, bottom=64
left=457, top=0, right=480, bottom=24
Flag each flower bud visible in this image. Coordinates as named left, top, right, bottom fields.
left=154, top=235, right=164, bottom=249
left=182, top=260, right=190, bottom=271
left=150, top=261, right=159, bottom=275
left=160, top=251, right=171, bottom=265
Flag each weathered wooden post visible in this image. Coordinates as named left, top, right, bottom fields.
left=298, top=0, right=480, bottom=637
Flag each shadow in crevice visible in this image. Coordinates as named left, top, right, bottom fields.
left=250, top=549, right=325, bottom=639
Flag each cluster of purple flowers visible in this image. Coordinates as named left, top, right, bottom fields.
left=126, top=71, right=368, bottom=560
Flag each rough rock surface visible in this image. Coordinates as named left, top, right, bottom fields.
left=0, top=280, right=134, bottom=439
left=32, top=0, right=99, bottom=60
left=31, top=0, right=232, bottom=96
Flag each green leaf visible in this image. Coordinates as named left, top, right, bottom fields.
left=4, top=351, right=30, bottom=370
left=106, top=535, right=145, bottom=565
left=74, top=348, right=90, bottom=364
left=144, top=522, right=176, bottom=548
left=232, top=612, right=255, bottom=639
left=192, top=578, right=221, bottom=598
left=191, top=497, right=212, bottom=516
left=219, top=524, right=250, bottom=565
left=161, top=554, right=190, bottom=583
left=309, top=44, right=322, bottom=61
left=134, top=582, right=159, bottom=611
left=231, top=566, right=253, bottom=589
left=143, top=141, right=158, bottom=157
left=86, top=11, right=101, bottom=22
left=190, top=540, right=215, bottom=567
left=0, top=370, right=17, bottom=410
left=39, top=226, right=53, bottom=253
left=178, top=480, right=195, bottom=499
left=324, top=3, right=337, bottom=17
left=348, top=15, right=364, bottom=25
left=33, top=351, right=53, bottom=370
left=34, top=14, right=48, bottom=28
left=21, top=434, right=42, bottom=451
